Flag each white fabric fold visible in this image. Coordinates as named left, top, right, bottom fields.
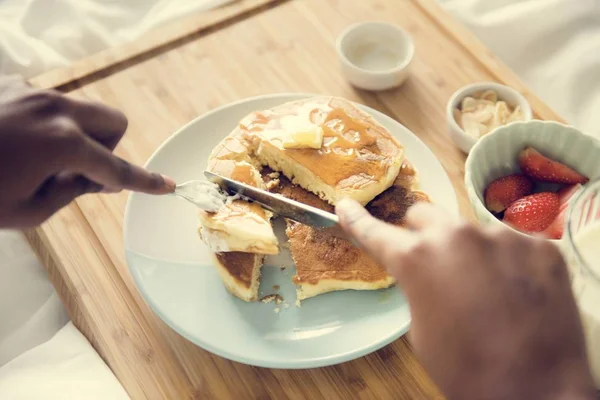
left=440, top=0, right=600, bottom=138
left=0, top=231, right=69, bottom=366
left=0, top=322, right=130, bottom=399
left=0, top=0, right=236, bottom=78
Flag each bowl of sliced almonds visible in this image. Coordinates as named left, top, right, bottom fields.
left=446, top=82, right=533, bottom=153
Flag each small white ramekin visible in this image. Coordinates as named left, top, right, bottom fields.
left=335, top=21, right=414, bottom=91
left=465, top=120, right=600, bottom=243
left=447, top=82, right=533, bottom=154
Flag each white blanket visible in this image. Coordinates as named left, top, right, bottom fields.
left=0, top=0, right=235, bottom=78
left=0, top=231, right=68, bottom=367
left=0, top=230, right=131, bottom=398
left=0, top=322, right=129, bottom=400
left=0, top=0, right=599, bottom=398
left=441, top=0, right=600, bottom=138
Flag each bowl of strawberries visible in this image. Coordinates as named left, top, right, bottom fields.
left=465, top=120, right=600, bottom=241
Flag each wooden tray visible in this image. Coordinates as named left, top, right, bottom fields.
left=25, top=0, right=564, bottom=398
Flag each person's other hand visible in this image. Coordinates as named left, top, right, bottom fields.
left=336, top=199, right=595, bottom=400
left=0, top=76, right=175, bottom=228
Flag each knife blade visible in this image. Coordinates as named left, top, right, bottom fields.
left=204, top=171, right=358, bottom=245
left=204, top=170, right=340, bottom=228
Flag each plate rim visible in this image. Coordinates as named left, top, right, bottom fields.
left=126, top=253, right=413, bottom=369
left=123, top=92, right=457, bottom=368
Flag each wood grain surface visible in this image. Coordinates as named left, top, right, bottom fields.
left=25, top=0, right=563, bottom=399
left=28, top=0, right=282, bottom=91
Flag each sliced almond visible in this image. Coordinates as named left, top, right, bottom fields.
left=461, top=96, right=477, bottom=112
left=461, top=114, right=481, bottom=138
left=478, top=122, right=491, bottom=137
left=507, top=105, right=524, bottom=122
left=470, top=108, right=493, bottom=123
left=494, top=101, right=510, bottom=125
left=478, top=99, right=496, bottom=108
left=480, top=90, right=498, bottom=102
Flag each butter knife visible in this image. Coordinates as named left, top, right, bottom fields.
left=203, top=170, right=340, bottom=229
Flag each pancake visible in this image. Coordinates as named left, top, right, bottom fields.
left=208, top=130, right=260, bottom=166
left=198, top=159, right=278, bottom=255
left=264, top=160, right=430, bottom=301
left=210, top=252, right=265, bottom=302
left=198, top=133, right=276, bottom=302
left=199, top=96, right=426, bottom=303
left=241, top=96, right=404, bottom=206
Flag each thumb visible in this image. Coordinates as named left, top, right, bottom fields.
left=335, top=198, right=416, bottom=268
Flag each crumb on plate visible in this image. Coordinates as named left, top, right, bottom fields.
left=260, top=294, right=283, bottom=304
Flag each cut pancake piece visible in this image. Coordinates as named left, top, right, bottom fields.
left=199, top=134, right=274, bottom=302
left=264, top=159, right=430, bottom=301
left=211, top=252, right=265, bottom=302
left=286, top=222, right=396, bottom=300
left=198, top=159, right=278, bottom=255
left=242, top=96, right=404, bottom=206
left=366, top=159, right=430, bottom=226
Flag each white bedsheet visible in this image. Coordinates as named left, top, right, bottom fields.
left=0, top=0, right=599, bottom=398
left=0, top=231, right=68, bottom=367
left=0, top=0, right=235, bottom=78
left=0, top=322, right=129, bottom=400
left=441, top=0, right=600, bottom=138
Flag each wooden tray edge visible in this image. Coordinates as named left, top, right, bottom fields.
left=28, top=0, right=286, bottom=91
left=23, top=204, right=192, bottom=399
left=414, top=0, right=565, bottom=123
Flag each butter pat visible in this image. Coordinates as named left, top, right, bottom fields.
left=282, top=127, right=324, bottom=149
left=245, top=103, right=329, bottom=150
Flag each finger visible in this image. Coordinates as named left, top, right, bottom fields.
left=69, top=135, right=175, bottom=195
left=66, top=97, right=128, bottom=150
left=336, top=198, right=417, bottom=267
left=101, top=185, right=123, bottom=194
left=55, top=172, right=122, bottom=194
left=22, top=175, right=102, bottom=226
left=404, top=202, right=454, bottom=231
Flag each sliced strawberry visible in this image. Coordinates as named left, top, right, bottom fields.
left=540, top=184, right=583, bottom=239
left=519, top=146, right=589, bottom=184
left=503, top=192, right=560, bottom=233
left=484, top=174, right=534, bottom=213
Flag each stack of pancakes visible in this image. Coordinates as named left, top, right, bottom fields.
left=197, top=97, right=431, bottom=302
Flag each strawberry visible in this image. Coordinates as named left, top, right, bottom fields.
left=503, top=192, right=560, bottom=233
left=519, top=146, right=589, bottom=184
left=541, top=184, right=583, bottom=239
left=484, top=174, right=534, bottom=213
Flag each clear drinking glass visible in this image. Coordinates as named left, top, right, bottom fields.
left=565, top=178, right=600, bottom=387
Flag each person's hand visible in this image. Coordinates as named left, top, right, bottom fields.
left=336, top=199, right=596, bottom=400
left=0, top=75, right=175, bottom=228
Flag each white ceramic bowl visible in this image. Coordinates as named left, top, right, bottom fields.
left=447, top=82, right=533, bottom=153
left=465, top=120, right=600, bottom=239
left=336, top=21, right=414, bottom=91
